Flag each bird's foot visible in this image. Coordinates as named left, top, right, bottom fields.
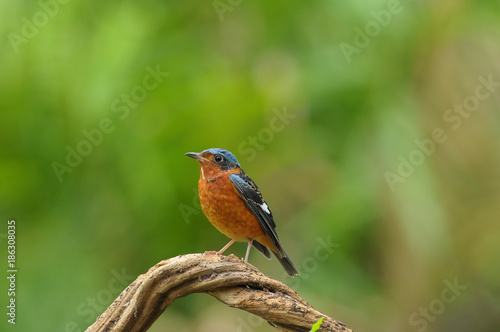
left=204, top=250, right=219, bottom=255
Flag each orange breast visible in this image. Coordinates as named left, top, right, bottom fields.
left=198, top=172, right=273, bottom=248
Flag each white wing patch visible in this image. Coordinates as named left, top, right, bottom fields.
left=260, top=202, right=270, bottom=214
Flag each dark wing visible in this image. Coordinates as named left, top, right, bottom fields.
left=229, top=171, right=300, bottom=276
left=229, top=172, right=281, bottom=253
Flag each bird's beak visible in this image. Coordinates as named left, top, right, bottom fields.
left=185, top=152, right=210, bottom=163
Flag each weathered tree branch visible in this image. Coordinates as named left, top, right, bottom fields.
left=86, top=253, right=353, bottom=332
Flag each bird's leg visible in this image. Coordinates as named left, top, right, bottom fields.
left=204, top=239, right=236, bottom=256
left=217, top=239, right=236, bottom=255
left=244, top=240, right=253, bottom=262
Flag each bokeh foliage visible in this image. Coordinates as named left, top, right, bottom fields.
left=1, top=0, right=499, bottom=331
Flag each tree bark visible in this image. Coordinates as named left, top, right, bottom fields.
left=86, top=253, right=353, bottom=332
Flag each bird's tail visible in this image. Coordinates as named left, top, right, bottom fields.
left=274, top=249, right=299, bottom=277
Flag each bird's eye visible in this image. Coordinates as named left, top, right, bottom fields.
left=214, top=154, right=224, bottom=163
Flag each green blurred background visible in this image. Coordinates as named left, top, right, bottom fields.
left=1, top=0, right=500, bottom=331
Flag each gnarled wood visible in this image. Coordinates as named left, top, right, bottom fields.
left=86, top=253, right=353, bottom=332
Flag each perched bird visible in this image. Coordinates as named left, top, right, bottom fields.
left=186, top=148, right=299, bottom=276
